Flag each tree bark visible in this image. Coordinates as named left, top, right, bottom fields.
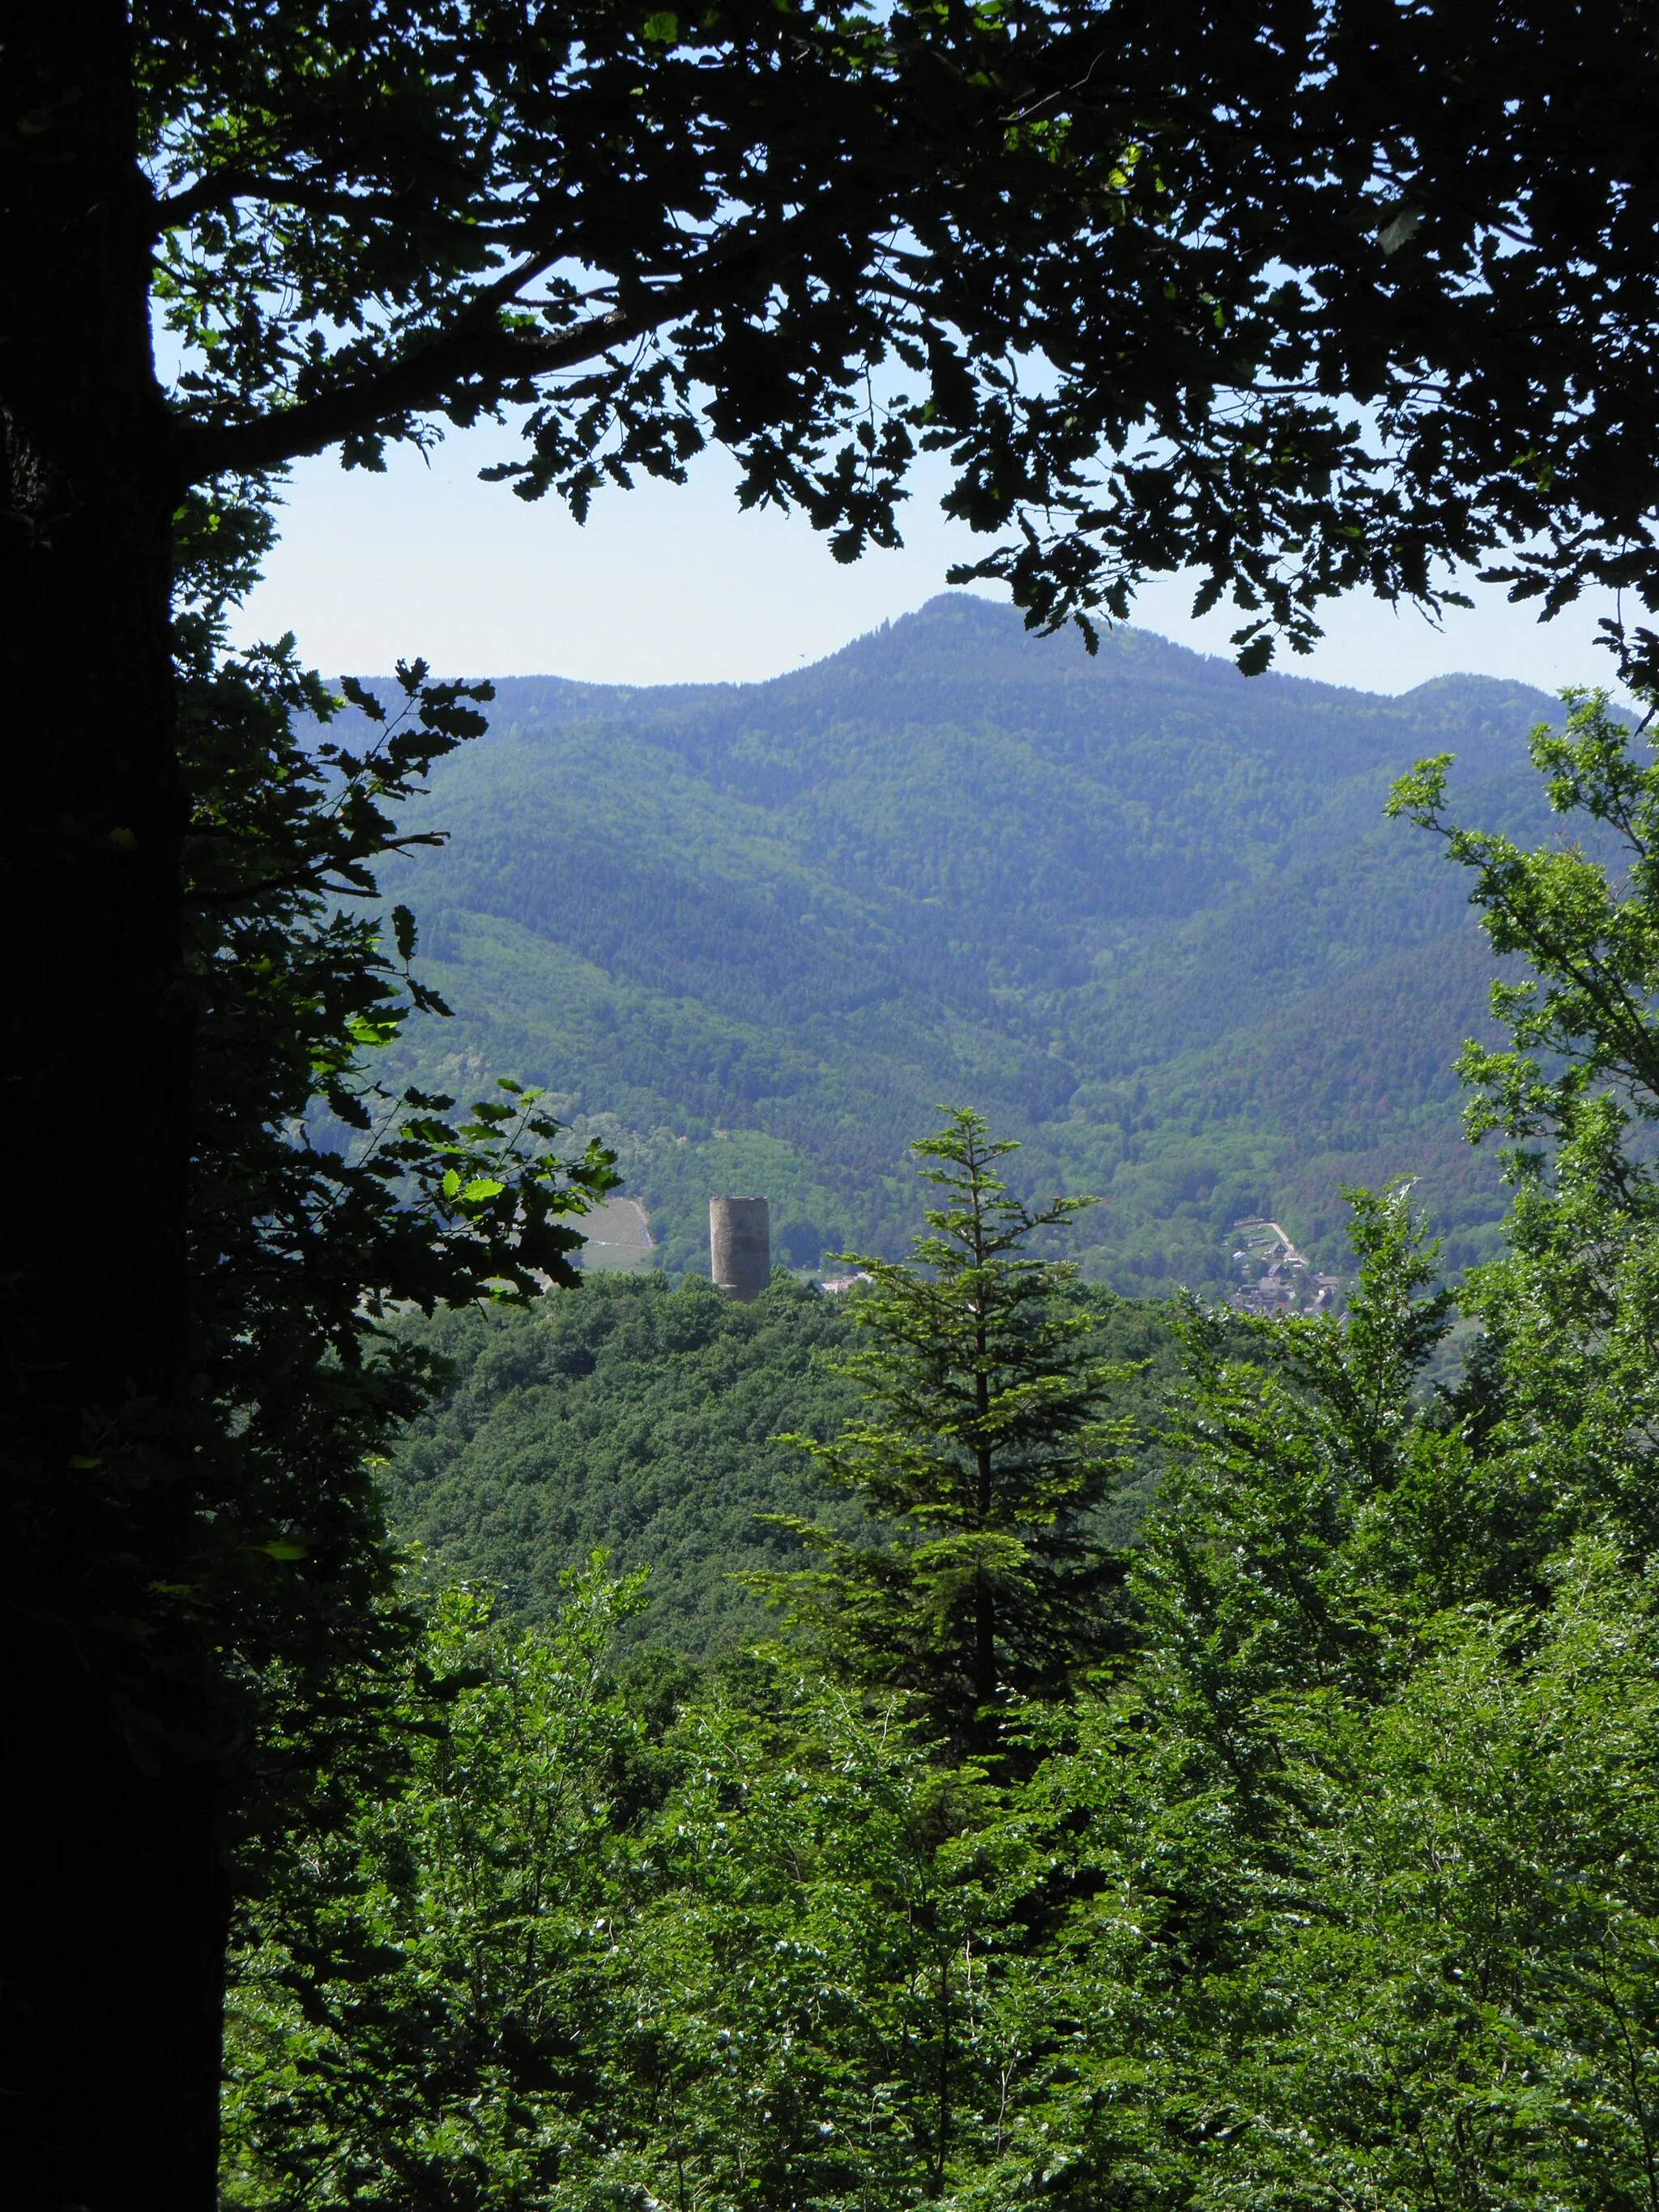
left=1, top=9, right=226, bottom=2205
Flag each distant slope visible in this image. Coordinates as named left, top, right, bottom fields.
left=384, top=1274, right=1183, bottom=1651
left=364, top=595, right=1570, bottom=1291
left=385, top=1276, right=864, bottom=1652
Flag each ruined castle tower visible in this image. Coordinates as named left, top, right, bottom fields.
left=710, top=1195, right=770, bottom=1300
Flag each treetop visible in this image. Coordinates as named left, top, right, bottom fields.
left=136, top=0, right=1659, bottom=669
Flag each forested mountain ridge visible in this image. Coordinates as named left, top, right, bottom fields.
left=366, top=595, right=1567, bottom=1291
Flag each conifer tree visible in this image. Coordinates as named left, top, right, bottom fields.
left=766, top=1110, right=1128, bottom=1743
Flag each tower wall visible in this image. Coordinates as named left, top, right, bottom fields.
left=710, top=1195, right=770, bottom=1301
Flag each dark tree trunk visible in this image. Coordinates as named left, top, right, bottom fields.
left=1, top=9, right=226, bottom=2206
left=974, top=1438, right=996, bottom=1711
left=974, top=1584, right=996, bottom=1711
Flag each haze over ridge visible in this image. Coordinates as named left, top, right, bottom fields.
left=368, top=592, right=1566, bottom=1291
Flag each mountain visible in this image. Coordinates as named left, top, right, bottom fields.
left=365, top=594, right=1572, bottom=1294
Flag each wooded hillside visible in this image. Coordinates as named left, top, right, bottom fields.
left=383, top=1272, right=1183, bottom=1650
left=365, top=596, right=1563, bottom=1292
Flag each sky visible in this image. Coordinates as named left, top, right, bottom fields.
left=228, top=417, right=1628, bottom=699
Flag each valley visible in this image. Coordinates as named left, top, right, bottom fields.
left=366, top=594, right=1567, bottom=1294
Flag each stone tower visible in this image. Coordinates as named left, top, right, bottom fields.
left=710, top=1195, right=770, bottom=1300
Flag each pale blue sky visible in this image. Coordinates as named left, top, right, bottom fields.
left=230, top=418, right=1627, bottom=697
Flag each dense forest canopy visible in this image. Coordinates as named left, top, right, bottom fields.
left=227, top=915, right=1659, bottom=2210
left=366, top=595, right=1570, bottom=1289
left=386, top=1261, right=1181, bottom=1652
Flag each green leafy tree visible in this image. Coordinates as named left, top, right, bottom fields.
left=227, top=1565, right=1060, bottom=2212
left=1142, top=1183, right=1453, bottom=1756
left=1389, top=689, right=1659, bottom=1561
left=599, top=1669, right=1048, bottom=2212
left=1030, top=1532, right=1659, bottom=2212
left=994, top=1192, right=1526, bottom=2212
left=980, top=694, right=1659, bottom=2212
left=1218, top=1547, right=1659, bottom=2212
left=765, top=1110, right=1128, bottom=1743
left=223, top=1561, right=650, bottom=2210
